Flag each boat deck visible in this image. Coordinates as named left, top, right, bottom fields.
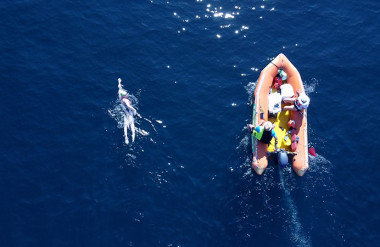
left=268, top=109, right=292, bottom=152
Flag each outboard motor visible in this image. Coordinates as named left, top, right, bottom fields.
left=277, top=149, right=288, bottom=167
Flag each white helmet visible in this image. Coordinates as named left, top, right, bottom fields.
left=263, top=121, right=273, bottom=131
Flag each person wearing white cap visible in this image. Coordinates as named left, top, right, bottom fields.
left=118, top=78, right=137, bottom=144
left=283, top=91, right=310, bottom=111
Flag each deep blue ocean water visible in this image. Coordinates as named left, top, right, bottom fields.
left=1, top=0, right=379, bottom=246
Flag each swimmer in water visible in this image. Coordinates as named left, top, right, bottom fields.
left=118, top=78, right=137, bottom=144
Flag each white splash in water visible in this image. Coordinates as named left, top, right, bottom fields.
left=245, top=81, right=257, bottom=95
left=304, top=78, right=318, bottom=95
left=213, top=12, right=223, bottom=18
left=136, top=128, right=149, bottom=136
left=236, top=134, right=249, bottom=150
left=245, top=81, right=257, bottom=105
left=309, top=153, right=331, bottom=165
left=224, top=13, right=235, bottom=19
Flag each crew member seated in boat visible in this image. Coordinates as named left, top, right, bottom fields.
left=283, top=92, right=310, bottom=111
left=248, top=121, right=278, bottom=149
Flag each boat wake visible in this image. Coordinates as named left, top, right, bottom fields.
left=279, top=169, right=311, bottom=247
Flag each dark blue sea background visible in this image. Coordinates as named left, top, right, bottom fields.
left=1, top=0, right=379, bottom=246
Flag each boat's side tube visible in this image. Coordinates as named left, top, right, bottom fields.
left=252, top=74, right=270, bottom=175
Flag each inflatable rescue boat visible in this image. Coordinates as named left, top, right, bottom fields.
left=251, top=53, right=309, bottom=176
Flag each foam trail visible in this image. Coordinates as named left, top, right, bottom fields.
left=123, top=115, right=136, bottom=144
left=136, top=128, right=149, bottom=136
left=279, top=169, right=311, bottom=247
left=123, top=115, right=129, bottom=144
left=139, top=115, right=157, bottom=133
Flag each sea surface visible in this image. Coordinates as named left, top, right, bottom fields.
left=1, top=0, right=379, bottom=246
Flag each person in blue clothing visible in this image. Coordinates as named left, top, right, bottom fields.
left=248, top=121, right=278, bottom=149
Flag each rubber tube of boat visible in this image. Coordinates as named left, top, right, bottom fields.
left=277, top=150, right=288, bottom=167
